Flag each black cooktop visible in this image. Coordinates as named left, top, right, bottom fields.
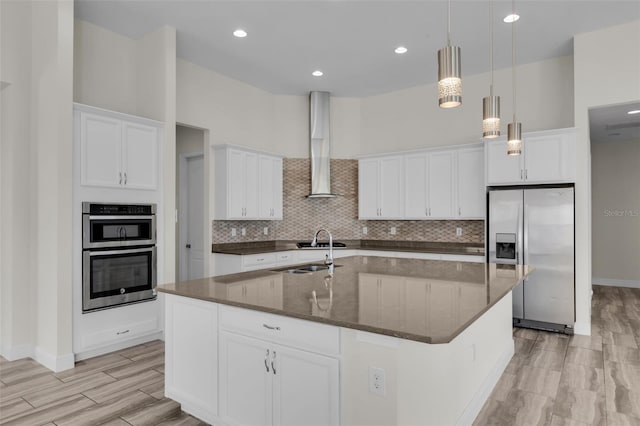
left=296, top=241, right=347, bottom=248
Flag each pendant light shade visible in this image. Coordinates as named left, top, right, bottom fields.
left=507, top=0, right=522, bottom=155
left=482, top=0, right=500, bottom=138
left=437, top=0, right=462, bottom=108
left=507, top=122, right=522, bottom=155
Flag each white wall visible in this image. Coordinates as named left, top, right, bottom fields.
left=574, top=20, right=640, bottom=334
left=591, top=139, right=640, bottom=285
left=0, top=0, right=75, bottom=371
left=359, top=56, right=574, bottom=154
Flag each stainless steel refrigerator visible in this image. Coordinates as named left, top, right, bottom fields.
left=487, top=186, right=575, bottom=334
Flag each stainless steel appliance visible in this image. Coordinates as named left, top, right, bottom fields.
left=487, top=186, right=575, bottom=333
left=82, top=202, right=157, bottom=312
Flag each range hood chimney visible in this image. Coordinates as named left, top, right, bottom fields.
left=308, top=91, right=337, bottom=198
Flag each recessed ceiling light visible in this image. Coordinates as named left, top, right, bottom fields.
left=395, top=46, right=408, bottom=54
left=628, top=110, right=640, bottom=115
left=503, top=14, right=520, bottom=23
left=312, top=70, right=324, bottom=77
left=233, top=29, right=247, bottom=38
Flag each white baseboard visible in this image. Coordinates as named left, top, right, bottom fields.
left=34, top=347, right=75, bottom=372
left=75, top=331, right=163, bottom=361
left=0, top=343, right=34, bottom=361
left=457, top=340, right=515, bottom=426
left=592, top=277, right=640, bottom=289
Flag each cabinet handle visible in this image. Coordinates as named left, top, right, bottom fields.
left=458, top=207, right=461, bottom=216
left=429, top=208, right=431, bottom=216
left=116, top=329, right=130, bottom=335
left=521, top=169, right=524, bottom=180
left=525, top=169, right=528, bottom=180
left=119, top=172, right=122, bottom=185
left=263, top=323, right=281, bottom=331
left=264, top=349, right=270, bottom=373
left=124, top=172, right=127, bottom=185
left=425, top=208, right=428, bottom=217
left=271, top=351, right=277, bottom=375
left=257, top=258, right=264, bottom=262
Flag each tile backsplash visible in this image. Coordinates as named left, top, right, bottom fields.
left=212, top=158, right=484, bottom=244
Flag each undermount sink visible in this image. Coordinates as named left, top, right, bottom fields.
left=272, top=263, right=343, bottom=274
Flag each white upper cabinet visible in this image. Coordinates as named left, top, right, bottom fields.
left=215, top=145, right=283, bottom=220
left=456, top=147, right=485, bottom=219
left=360, top=144, right=485, bottom=220
left=358, top=156, right=404, bottom=219
left=78, top=108, right=160, bottom=190
left=486, top=128, right=576, bottom=186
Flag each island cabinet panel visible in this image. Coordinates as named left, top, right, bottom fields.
left=214, top=145, right=283, bottom=220
left=164, top=295, right=218, bottom=424
left=219, top=307, right=340, bottom=426
left=78, top=108, right=160, bottom=190
left=486, top=128, right=576, bottom=185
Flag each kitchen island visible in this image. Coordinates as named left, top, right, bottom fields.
left=159, top=255, right=530, bottom=426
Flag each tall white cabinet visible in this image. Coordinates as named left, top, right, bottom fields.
left=485, top=128, right=576, bottom=185
left=214, top=145, right=283, bottom=220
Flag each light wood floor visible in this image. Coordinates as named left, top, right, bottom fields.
left=475, top=285, right=640, bottom=425
left=1, top=285, right=638, bottom=425
left=0, top=340, right=206, bottom=425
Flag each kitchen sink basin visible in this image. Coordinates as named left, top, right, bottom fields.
left=272, top=263, right=342, bottom=274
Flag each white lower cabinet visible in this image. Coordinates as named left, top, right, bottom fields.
left=219, top=331, right=340, bottom=426
left=165, top=295, right=218, bottom=424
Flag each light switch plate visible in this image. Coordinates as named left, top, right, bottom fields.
left=456, top=227, right=463, bottom=236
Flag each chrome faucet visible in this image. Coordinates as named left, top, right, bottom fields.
left=311, top=229, right=334, bottom=273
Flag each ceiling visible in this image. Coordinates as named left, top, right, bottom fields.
left=75, top=0, right=640, bottom=97
left=589, top=102, right=640, bottom=144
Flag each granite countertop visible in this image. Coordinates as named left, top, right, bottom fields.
left=211, top=239, right=485, bottom=256
left=158, top=255, right=530, bottom=344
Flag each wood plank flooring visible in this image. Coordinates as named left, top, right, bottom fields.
left=475, top=285, right=640, bottom=425
left=0, top=340, right=206, bottom=425
left=1, top=285, right=637, bottom=425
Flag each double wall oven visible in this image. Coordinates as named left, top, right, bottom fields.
left=82, top=202, right=157, bottom=312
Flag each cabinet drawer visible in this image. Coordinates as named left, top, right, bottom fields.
left=219, top=305, right=340, bottom=356
left=82, top=318, right=159, bottom=348
left=275, top=251, right=296, bottom=264
left=242, top=253, right=277, bottom=267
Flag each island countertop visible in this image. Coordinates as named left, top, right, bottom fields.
left=158, top=255, right=530, bottom=344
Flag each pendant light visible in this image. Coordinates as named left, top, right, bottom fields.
left=507, top=0, right=522, bottom=155
left=482, top=0, right=500, bottom=138
left=437, top=0, right=462, bottom=108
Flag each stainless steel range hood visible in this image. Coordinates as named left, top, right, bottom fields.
left=307, top=91, right=337, bottom=198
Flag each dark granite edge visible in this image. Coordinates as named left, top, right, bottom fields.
left=212, top=239, right=485, bottom=257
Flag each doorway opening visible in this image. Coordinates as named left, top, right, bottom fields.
left=176, top=125, right=207, bottom=281
left=589, top=101, right=640, bottom=289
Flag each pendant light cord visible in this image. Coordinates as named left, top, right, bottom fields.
left=490, top=0, right=494, bottom=97
left=512, top=0, right=516, bottom=122
left=447, top=0, right=451, bottom=46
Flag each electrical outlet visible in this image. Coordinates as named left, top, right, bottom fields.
left=231, top=228, right=237, bottom=237
left=241, top=228, right=246, bottom=236
left=263, top=227, right=269, bottom=235
left=390, top=227, right=397, bottom=235
left=456, top=227, right=463, bottom=236
left=369, top=367, right=386, bottom=396
left=362, top=226, right=368, bottom=235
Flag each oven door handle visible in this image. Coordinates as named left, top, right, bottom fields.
left=87, top=215, right=155, bottom=221
left=86, top=246, right=156, bottom=256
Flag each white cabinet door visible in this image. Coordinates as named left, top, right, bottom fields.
left=486, top=138, right=523, bottom=185
left=165, top=295, right=218, bottom=423
left=358, top=159, right=379, bottom=219
left=122, top=122, right=158, bottom=190
left=379, top=156, right=404, bottom=219
left=404, top=154, right=429, bottom=219
left=457, top=147, right=485, bottom=219
left=259, top=156, right=283, bottom=220
left=219, top=331, right=272, bottom=426
left=428, top=150, right=456, bottom=218
left=523, top=133, right=564, bottom=183
left=244, top=152, right=259, bottom=219
left=272, top=344, right=340, bottom=426
left=80, top=112, right=122, bottom=188
left=227, top=149, right=245, bottom=219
